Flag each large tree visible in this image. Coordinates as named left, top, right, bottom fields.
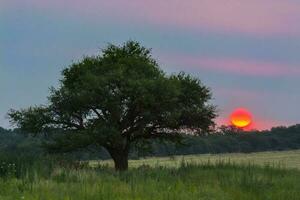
left=8, top=41, right=216, bottom=170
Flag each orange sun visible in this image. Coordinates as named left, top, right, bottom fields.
left=230, top=108, right=252, bottom=128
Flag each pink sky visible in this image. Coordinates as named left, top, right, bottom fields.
left=2, top=0, right=300, bottom=130
left=213, top=87, right=298, bottom=130
left=215, top=116, right=291, bottom=131
left=5, top=0, right=300, bottom=36
left=159, top=53, right=300, bottom=77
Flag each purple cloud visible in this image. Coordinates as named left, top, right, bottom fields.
left=160, top=53, right=300, bottom=77
left=5, top=0, right=300, bottom=36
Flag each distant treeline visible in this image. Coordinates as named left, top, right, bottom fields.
left=1, top=125, right=300, bottom=160
left=146, top=125, right=300, bottom=157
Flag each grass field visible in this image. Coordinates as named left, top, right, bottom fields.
left=91, top=150, right=300, bottom=169
left=1, top=150, right=300, bottom=200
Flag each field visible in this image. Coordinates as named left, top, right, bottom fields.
left=91, top=150, right=300, bottom=169
left=1, top=150, right=300, bottom=200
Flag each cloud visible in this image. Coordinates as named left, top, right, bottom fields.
left=119, top=0, right=300, bottom=37
left=159, top=53, right=300, bottom=77
left=4, top=0, right=300, bottom=37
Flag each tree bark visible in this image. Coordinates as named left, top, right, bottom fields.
left=107, top=147, right=129, bottom=171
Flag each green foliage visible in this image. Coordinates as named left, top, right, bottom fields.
left=0, top=129, right=42, bottom=159
left=8, top=41, right=216, bottom=170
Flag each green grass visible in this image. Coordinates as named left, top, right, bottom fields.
left=1, top=150, right=300, bottom=200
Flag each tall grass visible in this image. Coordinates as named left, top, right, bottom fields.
left=0, top=157, right=299, bottom=200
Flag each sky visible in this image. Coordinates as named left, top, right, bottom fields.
left=1, top=0, right=300, bottom=130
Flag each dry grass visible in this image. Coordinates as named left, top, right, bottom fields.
left=90, top=150, right=300, bottom=169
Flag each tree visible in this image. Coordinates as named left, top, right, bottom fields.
left=8, top=41, right=216, bottom=171
left=217, top=125, right=243, bottom=135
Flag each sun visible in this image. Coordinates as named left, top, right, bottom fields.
left=230, top=108, right=252, bottom=128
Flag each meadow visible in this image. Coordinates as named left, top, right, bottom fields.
left=1, top=150, right=300, bottom=200
left=92, top=150, right=300, bottom=169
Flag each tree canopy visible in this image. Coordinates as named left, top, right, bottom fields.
left=8, top=41, right=216, bottom=170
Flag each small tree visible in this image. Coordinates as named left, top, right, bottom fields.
left=218, top=125, right=243, bottom=135
left=8, top=41, right=216, bottom=171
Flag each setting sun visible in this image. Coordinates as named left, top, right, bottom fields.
left=230, top=108, right=252, bottom=128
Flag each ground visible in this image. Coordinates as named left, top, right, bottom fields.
left=1, top=150, right=300, bottom=200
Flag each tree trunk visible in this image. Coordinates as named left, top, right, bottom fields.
left=107, top=147, right=129, bottom=171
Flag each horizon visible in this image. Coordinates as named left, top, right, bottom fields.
left=1, top=0, right=300, bottom=130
